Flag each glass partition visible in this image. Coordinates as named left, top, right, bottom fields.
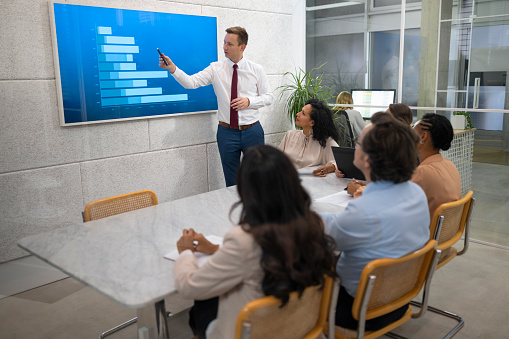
left=306, top=0, right=509, bottom=248
left=306, top=0, right=368, bottom=104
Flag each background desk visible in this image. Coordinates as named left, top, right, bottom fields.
left=18, top=169, right=348, bottom=339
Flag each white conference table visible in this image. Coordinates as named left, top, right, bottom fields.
left=18, top=167, right=349, bottom=339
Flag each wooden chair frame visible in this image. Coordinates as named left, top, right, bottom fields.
left=235, top=275, right=334, bottom=339
left=430, top=190, right=475, bottom=266
left=83, top=190, right=158, bottom=339
left=329, top=240, right=441, bottom=339
left=411, top=190, right=476, bottom=339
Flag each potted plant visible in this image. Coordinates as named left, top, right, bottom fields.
left=452, top=111, right=473, bottom=129
left=277, top=63, right=334, bottom=127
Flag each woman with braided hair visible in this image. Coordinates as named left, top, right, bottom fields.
left=412, top=113, right=461, bottom=218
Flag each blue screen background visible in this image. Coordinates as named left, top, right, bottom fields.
left=53, top=3, right=218, bottom=124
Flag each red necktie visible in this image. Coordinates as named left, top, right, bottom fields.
left=230, top=64, right=239, bottom=129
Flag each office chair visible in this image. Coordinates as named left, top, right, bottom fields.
left=235, top=275, right=334, bottom=339
left=83, top=189, right=158, bottom=222
left=333, top=110, right=355, bottom=148
left=410, top=190, right=475, bottom=339
left=329, top=239, right=440, bottom=339
left=83, top=190, right=158, bottom=338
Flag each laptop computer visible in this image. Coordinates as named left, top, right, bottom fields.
left=331, top=146, right=366, bottom=180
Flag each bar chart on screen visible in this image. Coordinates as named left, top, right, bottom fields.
left=95, top=26, right=188, bottom=107
left=50, top=2, right=218, bottom=125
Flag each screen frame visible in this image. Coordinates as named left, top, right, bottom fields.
left=49, top=1, right=219, bottom=126
left=350, top=88, right=396, bottom=119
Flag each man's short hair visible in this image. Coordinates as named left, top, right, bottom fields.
left=362, top=112, right=419, bottom=183
left=226, top=26, right=248, bottom=46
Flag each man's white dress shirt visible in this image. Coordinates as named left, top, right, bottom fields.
left=171, top=58, right=273, bottom=125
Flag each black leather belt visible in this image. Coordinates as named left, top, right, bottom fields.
left=219, top=120, right=259, bottom=130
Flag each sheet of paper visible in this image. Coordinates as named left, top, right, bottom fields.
left=297, top=166, right=316, bottom=176
left=164, top=235, right=223, bottom=267
left=314, top=190, right=352, bottom=208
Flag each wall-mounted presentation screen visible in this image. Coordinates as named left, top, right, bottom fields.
left=50, top=2, right=218, bottom=126
left=350, top=89, right=396, bottom=118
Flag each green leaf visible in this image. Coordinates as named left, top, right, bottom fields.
left=276, top=63, right=334, bottom=127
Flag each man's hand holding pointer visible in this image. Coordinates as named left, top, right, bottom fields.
left=159, top=53, right=176, bottom=74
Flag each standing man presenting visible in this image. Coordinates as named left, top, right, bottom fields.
left=159, top=26, right=273, bottom=186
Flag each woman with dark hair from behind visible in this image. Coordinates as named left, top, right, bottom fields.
left=174, top=144, right=336, bottom=339
left=387, top=103, right=413, bottom=125
left=412, top=113, right=461, bottom=218
left=279, top=98, right=343, bottom=177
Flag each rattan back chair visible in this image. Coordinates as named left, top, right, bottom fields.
left=83, top=190, right=158, bottom=338
left=409, top=190, right=475, bottom=339
left=331, top=240, right=440, bottom=339
left=83, top=190, right=158, bottom=222
left=429, top=190, right=475, bottom=269
left=235, top=275, right=334, bottom=339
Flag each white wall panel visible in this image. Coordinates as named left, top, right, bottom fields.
left=0, top=81, right=150, bottom=174
left=202, top=6, right=293, bottom=75
left=0, top=164, right=83, bottom=262
left=0, top=1, right=55, bottom=80
left=80, top=145, right=209, bottom=205
left=259, top=75, right=293, bottom=134
left=148, top=112, right=218, bottom=151
left=161, top=0, right=293, bottom=15
left=207, top=142, right=225, bottom=191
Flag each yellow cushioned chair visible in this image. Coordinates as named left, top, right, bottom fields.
left=330, top=239, right=440, bottom=339
left=83, top=190, right=158, bottom=338
left=235, top=275, right=334, bottom=339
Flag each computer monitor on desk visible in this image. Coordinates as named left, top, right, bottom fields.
left=351, top=89, right=396, bottom=119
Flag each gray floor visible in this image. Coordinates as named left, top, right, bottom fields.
left=1, top=240, right=508, bottom=339
left=1, top=159, right=508, bottom=338
left=0, top=275, right=194, bottom=339
left=469, top=162, right=509, bottom=247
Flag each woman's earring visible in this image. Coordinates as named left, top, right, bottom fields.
left=420, top=141, right=424, bottom=144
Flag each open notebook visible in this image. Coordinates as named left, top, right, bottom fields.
left=164, top=235, right=223, bottom=267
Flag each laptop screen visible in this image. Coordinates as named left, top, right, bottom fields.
left=332, top=146, right=366, bottom=180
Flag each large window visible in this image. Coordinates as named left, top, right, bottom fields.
left=306, top=0, right=423, bottom=109
left=371, top=29, right=420, bottom=107
left=305, top=0, right=509, bottom=248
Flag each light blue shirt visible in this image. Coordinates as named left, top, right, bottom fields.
left=320, top=180, right=430, bottom=297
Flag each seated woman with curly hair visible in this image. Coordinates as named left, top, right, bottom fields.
left=174, top=145, right=336, bottom=339
left=279, top=98, right=342, bottom=177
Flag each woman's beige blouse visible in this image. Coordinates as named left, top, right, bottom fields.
left=278, top=130, right=338, bottom=169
